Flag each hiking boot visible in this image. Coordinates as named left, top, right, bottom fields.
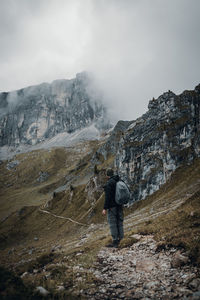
left=118, top=238, right=122, bottom=245
left=106, top=240, right=119, bottom=248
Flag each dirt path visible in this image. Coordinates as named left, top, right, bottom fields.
left=81, top=235, right=200, bottom=299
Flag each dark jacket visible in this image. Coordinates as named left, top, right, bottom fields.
left=103, top=175, right=120, bottom=209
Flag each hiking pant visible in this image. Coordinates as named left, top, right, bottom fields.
left=107, top=206, right=124, bottom=241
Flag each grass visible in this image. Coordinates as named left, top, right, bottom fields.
left=0, top=140, right=103, bottom=220
left=15, top=252, right=58, bottom=275
left=137, top=191, right=200, bottom=263
left=127, top=159, right=200, bottom=265
left=0, top=266, right=39, bottom=300
left=118, top=235, right=138, bottom=249
left=0, top=142, right=200, bottom=298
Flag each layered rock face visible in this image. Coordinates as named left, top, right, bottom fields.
left=0, top=72, right=109, bottom=147
left=115, top=85, right=200, bottom=201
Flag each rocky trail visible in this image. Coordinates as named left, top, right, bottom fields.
left=1, top=169, right=199, bottom=299
left=80, top=235, right=200, bottom=300
left=3, top=196, right=200, bottom=299
left=12, top=233, right=200, bottom=300
left=27, top=192, right=199, bottom=299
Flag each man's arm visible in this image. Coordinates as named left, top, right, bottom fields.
left=102, top=181, right=110, bottom=215
left=104, top=181, right=112, bottom=209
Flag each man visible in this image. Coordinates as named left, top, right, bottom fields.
left=102, top=168, right=124, bottom=248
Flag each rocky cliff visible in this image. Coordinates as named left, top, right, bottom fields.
left=0, top=72, right=110, bottom=147
left=114, top=85, right=200, bottom=202
left=0, top=80, right=200, bottom=299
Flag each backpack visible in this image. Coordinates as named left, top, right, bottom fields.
left=115, top=180, right=131, bottom=205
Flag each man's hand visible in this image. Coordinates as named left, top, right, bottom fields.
left=102, top=209, right=107, bottom=216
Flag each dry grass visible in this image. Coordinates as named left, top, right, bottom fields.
left=127, top=159, right=200, bottom=265
left=135, top=191, right=200, bottom=263
left=0, top=143, right=200, bottom=298
left=0, top=141, right=102, bottom=220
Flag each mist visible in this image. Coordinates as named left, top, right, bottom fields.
left=0, top=0, right=200, bottom=121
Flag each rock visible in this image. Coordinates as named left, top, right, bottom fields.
left=37, top=172, right=49, bottom=183
left=125, top=289, right=135, bottom=298
left=99, top=288, right=107, bottom=293
left=0, top=72, right=111, bottom=152
left=93, top=234, right=200, bottom=299
left=176, top=287, right=192, bottom=296
left=6, top=160, right=20, bottom=170
left=131, top=234, right=142, bottom=240
left=35, top=286, right=49, bottom=296
left=57, top=285, right=65, bottom=292
left=171, top=252, right=189, bottom=268
left=133, top=290, right=145, bottom=299
left=136, top=259, right=156, bottom=272
left=8, top=248, right=15, bottom=255
left=51, top=244, right=62, bottom=252
left=77, top=277, right=82, bottom=282
left=114, top=86, right=200, bottom=202
left=45, top=272, right=51, bottom=279
left=145, top=281, right=160, bottom=290
left=188, top=278, right=200, bottom=290
left=102, top=266, right=109, bottom=273
left=21, top=272, right=29, bottom=278
left=28, top=248, right=35, bottom=255
left=188, top=290, right=200, bottom=300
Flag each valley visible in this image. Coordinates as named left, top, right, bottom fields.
left=0, top=142, right=199, bottom=299
left=0, top=78, right=200, bottom=299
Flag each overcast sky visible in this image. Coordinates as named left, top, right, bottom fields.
left=0, top=0, right=200, bottom=120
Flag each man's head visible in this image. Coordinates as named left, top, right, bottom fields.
left=106, top=168, right=114, bottom=177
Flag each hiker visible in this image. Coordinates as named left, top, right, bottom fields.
left=102, top=168, right=124, bottom=248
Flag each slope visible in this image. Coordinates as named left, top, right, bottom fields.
left=0, top=151, right=199, bottom=298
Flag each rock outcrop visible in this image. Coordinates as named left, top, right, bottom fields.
left=0, top=72, right=110, bottom=147
left=114, top=85, right=200, bottom=202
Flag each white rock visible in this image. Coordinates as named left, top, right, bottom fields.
left=145, top=281, right=160, bottom=289
left=35, top=286, right=49, bottom=296
left=21, top=272, right=29, bottom=278
left=57, top=285, right=65, bottom=292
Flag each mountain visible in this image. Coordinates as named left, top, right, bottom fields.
left=0, top=81, right=200, bottom=299
left=0, top=72, right=111, bottom=153
left=96, top=84, right=200, bottom=202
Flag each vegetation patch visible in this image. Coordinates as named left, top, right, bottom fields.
left=0, top=142, right=200, bottom=298
left=0, top=266, right=37, bottom=300
left=118, top=235, right=138, bottom=249
left=130, top=160, right=200, bottom=265
left=16, top=252, right=57, bottom=275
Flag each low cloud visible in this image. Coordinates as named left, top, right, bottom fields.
left=0, top=0, right=200, bottom=120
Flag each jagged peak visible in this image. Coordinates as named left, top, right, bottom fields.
left=195, top=83, right=200, bottom=93
left=0, top=70, right=112, bottom=153
left=148, top=91, right=176, bottom=110
left=75, top=71, right=90, bottom=80
left=113, top=120, right=134, bottom=133
left=148, top=84, right=200, bottom=111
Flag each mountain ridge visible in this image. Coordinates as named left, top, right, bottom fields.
left=0, top=80, right=200, bottom=299
left=0, top=72, right=111, bottom=153
left=94, top=84, right=200, bottom=203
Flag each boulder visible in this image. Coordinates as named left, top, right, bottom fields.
left=35, top=286, right=49, bottom=296
left=171, top=252, right=189, bottom=268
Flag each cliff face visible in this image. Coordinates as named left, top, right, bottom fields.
left=115, top=85, right=200, bottom=202
left=0, top=72, right=109, bottom=147
left=1, top=72, right=200, bottom=203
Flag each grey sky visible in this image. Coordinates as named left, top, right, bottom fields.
left=0, top=0, right=200, bottom=120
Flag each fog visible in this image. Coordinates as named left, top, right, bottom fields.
left=0, top=0, right=200, bottom=120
